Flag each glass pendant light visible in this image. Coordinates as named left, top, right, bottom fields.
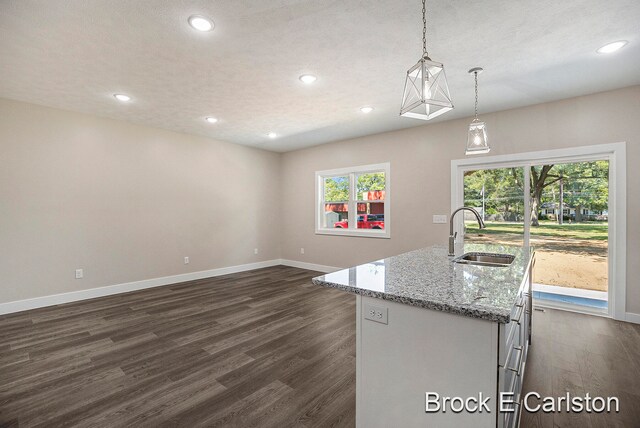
left=465, top=67, right=490, bottom=155
left=400, top=0, right=453, bottom=120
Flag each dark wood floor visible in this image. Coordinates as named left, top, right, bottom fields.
left=521, top=307, right=640, bottom=427
left=1, top=267, right=639, bottom=427
left=0, top=266, right=356, bottom=427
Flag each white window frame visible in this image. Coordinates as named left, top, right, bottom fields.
left=315, top=162, right=390, bottom=238
left=451, top=142, right=626, bottom=321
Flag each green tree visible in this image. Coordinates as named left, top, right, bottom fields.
left=529, top=165, right=562, bottom=226
left=465, top=162, right=609, bottom=225
left=464, top=168, right=524, bottom=221
left=323, top=176, right=349, bottom=202
left=357, top=172, right=385, bottom=200
left=551, top=161, right=609, bottom=222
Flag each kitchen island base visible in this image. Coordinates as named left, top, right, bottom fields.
left=357, top=295, right=507, bottom=427
left=313, top=244, right=533, bottom=428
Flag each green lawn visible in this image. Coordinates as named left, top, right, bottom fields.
left=464, top=221, right=608, bottom=241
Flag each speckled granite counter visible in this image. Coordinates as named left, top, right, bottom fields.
left=312, top=243, right=533, bottom=323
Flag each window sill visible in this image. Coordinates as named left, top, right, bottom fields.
left=315, top=228, right=390, bottom=239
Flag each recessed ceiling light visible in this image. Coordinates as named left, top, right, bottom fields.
left=360, top=106, right=374, bottom=114
left=597, top=40, right=627, bottom=54
left=205, top=116, right=218, bottom=123
left=299, top=74, right=317, bottom=84
left=113, top=94, right=131, bottom=102
left=188, top=15, right=214, bottom=32
left=267, top=132, right=277, bottom=139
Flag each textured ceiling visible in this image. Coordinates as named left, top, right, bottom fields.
left=1, top=0, right=639, bottom=152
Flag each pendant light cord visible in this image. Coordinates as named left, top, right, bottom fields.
left=474, top=71, right=479, bottom=120
left=422, top=0, right=428, bottom=58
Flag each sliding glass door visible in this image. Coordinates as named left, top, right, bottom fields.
left=528, top=161, right=609, bottom=311
left=460, top=160, right=610, bottom=314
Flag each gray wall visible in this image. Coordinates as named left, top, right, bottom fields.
left=0, top=98, right=281, bottom=303
left=280, top=86, right=640, bottom=315
left=1, top=86, right=638, bottom=315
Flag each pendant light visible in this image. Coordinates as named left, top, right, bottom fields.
left=400, top=0, right=453, bottom=120
left=465, top=67, right=490, bottom=155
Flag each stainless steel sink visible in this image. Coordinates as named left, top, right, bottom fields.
left=452, top=252, right=515, bottom=267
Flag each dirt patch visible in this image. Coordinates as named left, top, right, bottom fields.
left=466, top=234, right=608, bottom=292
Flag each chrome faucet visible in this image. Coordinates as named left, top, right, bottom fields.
left=449, top=207, right=485, bottom=256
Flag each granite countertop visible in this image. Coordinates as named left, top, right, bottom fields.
left=311, top=243, right=534, bottom=323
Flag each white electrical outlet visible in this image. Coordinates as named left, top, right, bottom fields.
left=254, top=248, right=259, bottom=255
left=184, top=257, right=189, bottom=265
left=433, top=214, right=448, bottom=224
left=364, top=303, right=388, bottom=324
left=300, top=248, right=305, bottom=255
left=75, top=269, right=83, bottom=279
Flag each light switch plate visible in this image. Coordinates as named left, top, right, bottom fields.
left=364, top=303, right=388, bottom=324
left=433, top=214, right=448, bottom=224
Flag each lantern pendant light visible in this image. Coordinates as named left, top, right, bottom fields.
left=465, top=67, right=490, bottom=155
left=400, top=0, right=453, bottom=120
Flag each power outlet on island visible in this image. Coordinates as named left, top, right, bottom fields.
left=364, top=303, right=388, bottom=325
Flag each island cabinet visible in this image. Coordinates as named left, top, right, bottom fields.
left=312, top=244, right=534, bottom=428
left=497, top=254, right=533, bottom=428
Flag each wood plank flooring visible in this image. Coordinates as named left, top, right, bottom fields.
left=0, top=266, right=355, bottom=427
left=521, top=307, right=640, bottom=427
left=1, top=266, right=639, bottom=427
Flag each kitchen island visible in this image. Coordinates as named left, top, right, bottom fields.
left=312, top=243, right=534, bottom=428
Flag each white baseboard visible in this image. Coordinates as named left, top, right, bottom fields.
left=3, top=257, right=637, bottom=327
left=279, top=259, right=341, bottom=273
left=0, top=259, right=281, bottom=316
left=625, top=312, right=640, bottom=324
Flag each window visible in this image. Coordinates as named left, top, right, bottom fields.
left=316, top=163, right=390, bottom=238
